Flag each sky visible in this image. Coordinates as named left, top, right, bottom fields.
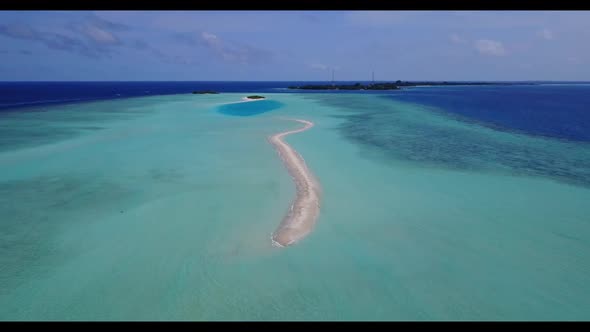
left=0, top=10, right=589, bottom=81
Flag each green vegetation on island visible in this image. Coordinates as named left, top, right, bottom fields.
left=288, top=81, right=538, bottom=91
left=246, top=95, right=266, bottom=99
left=288, top=82, right=399, bottom=90
left=192, top=90, right=219, bottom=94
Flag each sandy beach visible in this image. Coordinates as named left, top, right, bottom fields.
left=214, top=96, right=266, bottom=107
left=242, top=96, right=265, bottom=102
left=269, top=118, right=321, bottom=247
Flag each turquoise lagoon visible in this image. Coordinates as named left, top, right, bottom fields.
left=0, top=92, right=589, bottom=320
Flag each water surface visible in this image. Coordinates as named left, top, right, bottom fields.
left=0, top=87, right=589, bottom=320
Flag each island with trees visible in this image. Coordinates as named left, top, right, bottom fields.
left=288, top=81, right=538, bottom=91
left=288, top=82, right=399, bottom=90
left=245, top=95, right=266, bottom=100
left=192, top=90, right=219, bottom=94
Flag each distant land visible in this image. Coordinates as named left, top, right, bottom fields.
left=192, top=90, right=219, bottom=94
left=288, top=81, right=539, bottom=91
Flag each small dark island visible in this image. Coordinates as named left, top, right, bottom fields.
left=192, top=90, right=219, bottom=94
left=245, top=95, right=266, bottom=99
left=288, top=81, right=538, bottom=91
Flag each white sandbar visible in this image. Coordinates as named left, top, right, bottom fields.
left=268, top=118, right=321, bottom=247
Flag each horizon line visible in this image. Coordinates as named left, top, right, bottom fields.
left=2, top=80, right=590, bottom=83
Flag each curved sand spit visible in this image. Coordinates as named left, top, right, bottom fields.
left=269, top=118, right=321, bottom=248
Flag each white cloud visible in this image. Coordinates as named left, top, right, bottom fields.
left=539, top=28, right=554, bottom=40
left=309, top=63, right=329, bottom=70
left=201, top=32, right=221, bottom=47
left=450, top=33, right=466, bottom=44
left=82, top=25, right=118, bottom=44
left=200, top=32, right=236, bottom=62
left=197, top=31, right=272, bottom=65
left=474, top=39, right=506, bottom=56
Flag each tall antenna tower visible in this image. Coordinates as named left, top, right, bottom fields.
left=331, top=69, right=335, bottom=86
left=372, top=70, right=375, bottom=84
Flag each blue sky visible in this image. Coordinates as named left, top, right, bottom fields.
left=1, top=11, right=589, bottom=81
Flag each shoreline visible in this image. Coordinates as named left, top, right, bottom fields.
left=242, top=96, right=265, bottom=102
left=268, top=118, right=321, bottom=247
left=215, top=96, right=266, bottom=106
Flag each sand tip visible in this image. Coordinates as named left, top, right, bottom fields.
left=270, top=235, right=285, bottom=248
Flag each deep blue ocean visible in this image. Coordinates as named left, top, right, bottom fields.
left=388, top=84, right=590, bottom=142
left=1, top=81, right=590, bottom=142
left=0, top=81, right=352, bottom=111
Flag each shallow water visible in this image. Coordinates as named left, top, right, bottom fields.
left=217, top=99, right=284, bottom=116
left=0, top=91, right=589, bottom=320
